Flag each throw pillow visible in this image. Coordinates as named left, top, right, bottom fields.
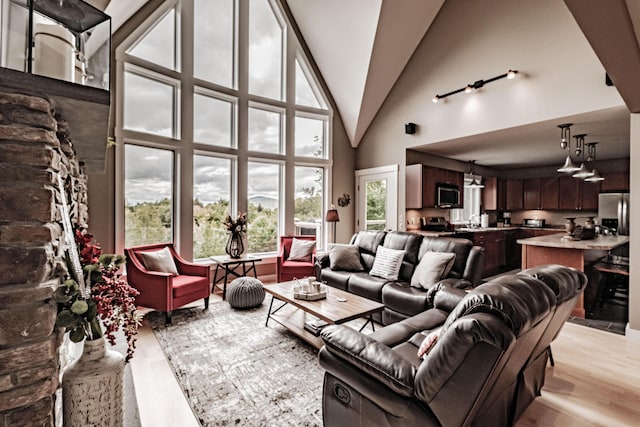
left=287, top=238, right=316, bottom=262
left=417, top=327, right=443, bottom=359
left=329, top=244, right=364, bottom=271
left=369, top=246, right=405, bottom=281
left=410, top=251, right=456, bottom=289
left=139, top=246, right=179, bottom=276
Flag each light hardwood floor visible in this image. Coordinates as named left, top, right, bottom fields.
left=131, top=296, right=640, bottom=426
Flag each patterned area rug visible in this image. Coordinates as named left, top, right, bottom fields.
left=147, top=301, right=326, bottom=426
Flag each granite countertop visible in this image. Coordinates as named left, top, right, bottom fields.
left=517, top=233, right=629, bottom=250
left=408, top=226, right=565, bottom=237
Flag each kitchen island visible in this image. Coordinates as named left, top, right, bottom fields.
left=518, top=233, right=629, bottom=317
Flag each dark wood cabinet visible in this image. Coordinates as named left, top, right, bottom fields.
left=482, top=176, right=506, bottom=211
left=405, top=164, right=464, bottom=209
left=474, top=231, right=507, bottom=277
left=505, top=179, right=523, bottom=211
left=523, top=179, right=541, bottom=210
left=600, top=172, right=629, bottom=192
left=558, top=176, right=600, bottom=211
left=524, top=177, right=559, bottom=210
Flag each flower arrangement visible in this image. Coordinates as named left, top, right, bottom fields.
left=54, top=228, right=143, bottom=362
left=223, top=212, right=248, bottom=234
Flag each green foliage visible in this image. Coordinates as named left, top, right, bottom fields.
left=125, top=194, right=323, bottom=258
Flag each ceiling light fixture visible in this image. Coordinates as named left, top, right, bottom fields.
left=583, top=142, right=605, bottom=182
left=558, top=123, right=572, bottom=149
left=432, top=69, right=518, bottom=103
left=572, top=135, right=594, bottom=179
left=465, top=160, right=484, bottom=188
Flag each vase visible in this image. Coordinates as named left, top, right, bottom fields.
left=565, top=217, right=576, bottom=234
left=62, top=338, right=125, bottom=427
left=225, top=231, right=245, bottom=258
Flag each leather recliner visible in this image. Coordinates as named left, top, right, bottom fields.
left=318, top=267, right=580, bottom=426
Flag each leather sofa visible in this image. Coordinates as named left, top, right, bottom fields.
left=318, top=264, right=585, bottom=427
left=315, top=230, right=485, bottom=325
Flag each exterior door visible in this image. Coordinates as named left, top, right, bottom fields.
left=355, top=165, right=398, bottom=231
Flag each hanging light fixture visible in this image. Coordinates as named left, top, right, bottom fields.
left=583, top=142, right=605, bottom=182
left=465, top=160, right=484, bottom=188
left=558, top=123, right=572, bottom=149
left=557, top=124, right=580, bottom=172
left=572, top=135, right=594, bottom=178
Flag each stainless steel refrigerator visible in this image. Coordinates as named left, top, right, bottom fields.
left=598, top=192, right=630, bottom=235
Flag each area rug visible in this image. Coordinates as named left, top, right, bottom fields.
left=147, top=302, right=328, bottom=426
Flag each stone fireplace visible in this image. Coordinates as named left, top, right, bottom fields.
left=0, top=68, right=109, bottom=425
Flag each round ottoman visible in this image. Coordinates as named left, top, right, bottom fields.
left=227, top=277, right=265, bottom=309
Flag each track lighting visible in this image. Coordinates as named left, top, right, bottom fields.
left=432, top=69, right=518, bottom=103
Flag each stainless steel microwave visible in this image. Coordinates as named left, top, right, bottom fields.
left=436, top=183, right=461, bottom=208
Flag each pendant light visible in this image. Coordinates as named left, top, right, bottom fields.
left=583, top=142, right=605, bottom=182
left=557, top=123, right=580, bottom=172
left=572, top=134, right=594, bottom=178
left=465, top=160, right=484, bottom=188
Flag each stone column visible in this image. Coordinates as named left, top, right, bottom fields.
left=0, top=91, right=87, bottom=425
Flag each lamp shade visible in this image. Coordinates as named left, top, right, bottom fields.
left=572, top=163, right=594, bottom=178
left=557, top=155, right=580, bottom=173
left=584, top=169, right=605, bottom=182
left=325, top=209, right=340, bottom=222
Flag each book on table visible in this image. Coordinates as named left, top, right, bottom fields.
left=304, top=319, right=329, bottom=336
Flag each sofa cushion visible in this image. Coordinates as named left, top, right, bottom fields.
left=171, top=274, right=208, bottom=298
left=410, top=251, right=456, bottom=289
left=287, top=238, right=316, bottom=262
left=382, top=232, right=423, bottom=281
left=329, top=244, right=364, bottom=271
left=351, top=231, right=386, bottom=270
left=382, top=282, right=431, bottom=317
left=348, top=272, right=388, bottom=302
left=138, top=246, right=179, bottom=276
left=319, top=268, right=351, bottom=291
left=370, top=246, right=405, bottom=280
left=418, top=237, right=472, bottom=279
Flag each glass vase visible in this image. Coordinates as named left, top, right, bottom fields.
left=225, top=231, right=245, bottom=258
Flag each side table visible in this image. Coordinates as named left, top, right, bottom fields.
left=210, top=255, right=263, bottom=300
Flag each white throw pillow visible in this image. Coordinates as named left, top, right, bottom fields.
left=369, top=246, right=405, bottom=280
left=328, top=244, right=364, bottom=271
left=287, top=238, right=316, bottom=262
left=410, top=251, right=456, bottom=289
left=139, top=247, right=179, bottom=276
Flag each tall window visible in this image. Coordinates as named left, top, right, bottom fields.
left=117, top=0, right=331, bottom=258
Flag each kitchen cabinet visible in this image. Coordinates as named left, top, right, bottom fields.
left=405, top=164, right=464, bottom=209
left=474, top=230, right=507, bottom=277
left=505, top=179, right=523, bottom=211
left=482, top=176, right=506, bottom=211
left=523, top=177, right=559, bottom=210
left=558, top=176, right=600, bottom=211
left=600, top=172, right=629, bottom=192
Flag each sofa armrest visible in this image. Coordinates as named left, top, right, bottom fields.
left=316, top=252, right=330, bottom=268
left=320, top=325, right=417, bottom=397
left=426, top=280, right=469, bottom=312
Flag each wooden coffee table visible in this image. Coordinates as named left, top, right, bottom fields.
left=264, top=281, right=385, bottom=349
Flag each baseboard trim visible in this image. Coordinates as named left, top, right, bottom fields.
left=625, top=323, right=640, bottom=343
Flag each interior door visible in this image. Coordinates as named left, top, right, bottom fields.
left=355, top=165, right=398, bottom=231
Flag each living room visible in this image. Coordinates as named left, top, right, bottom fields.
left=1, top=0, right=639, bottom=426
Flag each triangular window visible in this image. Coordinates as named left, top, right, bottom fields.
left=296, top=59, right=326, bottom=109
left=127, top=8, right=179, bottom=71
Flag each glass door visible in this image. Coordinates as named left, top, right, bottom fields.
left=355, top=166, right=398, bottom=231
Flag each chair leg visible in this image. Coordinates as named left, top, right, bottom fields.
left=204, top=296, right=210, bottom=310
left=548, top=346, right=555, bottom=367
left=166, top=311, right=172, bottom=324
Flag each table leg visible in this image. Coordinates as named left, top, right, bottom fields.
left=358, top=315, right=376, bottom=332
left=223, top=265, right=231, bottom=300
left=265, top=296, right=275, bottom=327
left=212, top=265, right=221, bottom=294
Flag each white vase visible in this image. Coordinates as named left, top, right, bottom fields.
left=62, top=338, right=125, bottom=427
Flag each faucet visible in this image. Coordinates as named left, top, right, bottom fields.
left=468, top=214, right=481, bottom=228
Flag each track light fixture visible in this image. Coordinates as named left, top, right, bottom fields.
left=432, top=69, right=518, bottom=103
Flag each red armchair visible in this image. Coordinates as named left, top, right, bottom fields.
left=125, top=243, right=211, bottom=323
left=276, top=235, right=317, bottom=283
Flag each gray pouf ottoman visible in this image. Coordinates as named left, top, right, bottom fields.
left=227, top=277, right=265, bottom=309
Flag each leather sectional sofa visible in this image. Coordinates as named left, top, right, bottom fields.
left=318, top=264, right=586, bottom=426
left=315, top=230, right=485, bottom=325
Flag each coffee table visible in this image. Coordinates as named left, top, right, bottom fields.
left=264, top=281, right=385, bottom=349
